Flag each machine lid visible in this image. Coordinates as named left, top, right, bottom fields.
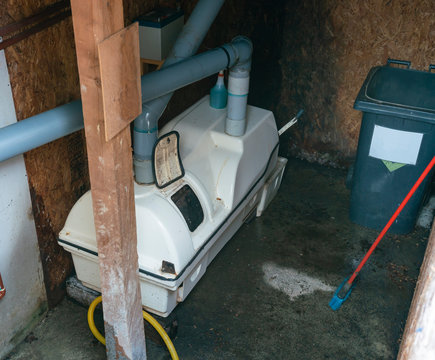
left=153, top=131, right=185, bottom=188
left=354, top=66, right=435, bottom=123
left=136, top=7, right=183, bottom=29
left=366, top=66, right=435, bottom=110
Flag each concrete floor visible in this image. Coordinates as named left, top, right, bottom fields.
left=5, top=157, right=430, bottom=359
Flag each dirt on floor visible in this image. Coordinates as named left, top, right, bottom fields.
left=5, top=157, right=430, bottom=360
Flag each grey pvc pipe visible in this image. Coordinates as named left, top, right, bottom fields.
left=0, top=0, right=235, bottom=170
left=0, top=0, right=224, bottom=167
left=141, top=47, right=233, bottom=104
left=133, top=0, right=226, bottom=184
left=138, top=36, right=252, bottom=134
left=165, top=0, right=226, bottom=67
left=0, top=100, right=83, bottom=162
left=140, top=36, right=253, bottom=104
left=226, top=68, right=250, bottom=136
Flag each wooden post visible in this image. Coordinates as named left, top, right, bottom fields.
left=70, top=1, right=146, bottom=359
left=397, top=220, right=435, bottom=359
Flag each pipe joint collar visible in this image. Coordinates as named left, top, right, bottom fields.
left=230, top=36, right=253, bottom=72
left=134, top=108, right=158, bottom=130
left=134, top=158, right=155, bottom=184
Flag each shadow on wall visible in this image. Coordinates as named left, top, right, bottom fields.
left=159, top=0, right=345, bottom=165
left=277, top=0, right=344, bottom=166
left=163, top=0, right=434, bottom=166
left=277, top=0, right=435, bottom=165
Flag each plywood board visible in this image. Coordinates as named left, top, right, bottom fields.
left=2, top=0, right=156, bottom=309
left=98, top=22, right=141, bottom=142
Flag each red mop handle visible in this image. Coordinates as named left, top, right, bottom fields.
left=348, top=155, right=435, bottom=285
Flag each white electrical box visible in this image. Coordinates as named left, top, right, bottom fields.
left=137, top=8, right=184, bottom=61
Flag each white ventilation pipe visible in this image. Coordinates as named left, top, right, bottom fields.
left=0, top=100, right=83, bottom=163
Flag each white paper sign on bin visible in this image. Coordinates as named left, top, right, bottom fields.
left=369, top=125, right=423, bottom=165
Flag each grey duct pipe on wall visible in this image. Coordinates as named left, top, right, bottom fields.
left=0, top=37, right=252, bottom=169
left=0, top=0, right=224, bottom=165
left=0, top=100, right=83, bottom=163
left=140, top=37, right=252, bottom=105
left=133, top=0, right=225, bottom=184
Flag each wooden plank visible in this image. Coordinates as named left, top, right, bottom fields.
left=140, top=58, right=165, bottom=68
left=398, top=220, right=435, bottom=359
left=140, top=58, right=165, bottom=76
left=69, top=1, right=146, bottom=359
left=98, top=23, right=141, bottom=142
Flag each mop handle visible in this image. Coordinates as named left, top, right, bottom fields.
left=348, top=155, right=435, bottom=285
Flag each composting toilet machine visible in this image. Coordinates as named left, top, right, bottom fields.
left=58, top=95, right=287, bottom=317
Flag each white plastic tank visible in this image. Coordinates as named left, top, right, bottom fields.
left=59, top=96, right=286, bottom=316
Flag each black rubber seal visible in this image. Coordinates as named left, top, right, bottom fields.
left=219, top=46, right=231, bottom=69
left=152, top=131, right=185, bottom=189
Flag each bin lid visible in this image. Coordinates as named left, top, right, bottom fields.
left=354, top=66, right=435, bottom=124
left=136, top=7, right=183, bottom=29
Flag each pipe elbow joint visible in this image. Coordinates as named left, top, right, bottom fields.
left=230, top=36, right=253, bottom=73
left=134, top=105, right=160, bottom=131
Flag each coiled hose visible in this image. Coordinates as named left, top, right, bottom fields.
left=88, top=296, right=179, bottom=360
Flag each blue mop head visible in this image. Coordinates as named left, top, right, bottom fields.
left=329, top=279, right=354, bottom=311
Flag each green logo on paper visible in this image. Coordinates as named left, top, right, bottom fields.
left=382, top=160, right=407, bottom=172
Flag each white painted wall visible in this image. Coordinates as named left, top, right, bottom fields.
left=0, top=49, right=47, bottom=359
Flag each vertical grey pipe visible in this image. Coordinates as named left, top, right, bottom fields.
left=133, top=0, right=225, bottom=184
left=225, top=36, right=253, bottom=136
left=226, top=69, right=250, bottom=136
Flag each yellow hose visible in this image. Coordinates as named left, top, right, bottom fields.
left=88, top=296, right=179, bottom=360
left=87, top=296, right=106, bottom=346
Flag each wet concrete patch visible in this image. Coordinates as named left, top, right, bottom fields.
left=262, top=262, right=334, bottom=300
